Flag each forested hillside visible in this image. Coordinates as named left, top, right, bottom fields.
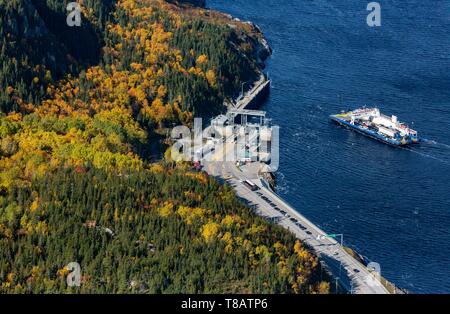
left=0, top=0, right=114, bottom=113
left=0, top=0, right=331, bottom=293
left=0, top=164, right=329, bottom=293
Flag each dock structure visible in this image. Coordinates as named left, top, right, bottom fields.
left=199, top=71, right=390, bottom=294
left=208, top=108, right=273, bottom=164
left=227, top=109, right=268, bottom=126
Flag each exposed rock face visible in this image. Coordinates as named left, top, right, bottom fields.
left=259, top=164, right=277, bottom=191
left=237, top=21, right=272, bottom=68
left=251, top=23, right=272, bottom=63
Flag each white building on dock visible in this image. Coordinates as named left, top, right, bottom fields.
left=209, top=109, right=274, bottom=164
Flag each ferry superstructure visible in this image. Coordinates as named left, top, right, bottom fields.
left=330, top=108, right=419, bottom=146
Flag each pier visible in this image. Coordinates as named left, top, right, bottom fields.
left=232, top=74, right=271, bottom=110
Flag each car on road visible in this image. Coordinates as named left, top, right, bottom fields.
left=242, top=180, right=259, bottom=191
left=353, top=268, right=360, bottom=273
left=306, top=231, right=312, bottom=235
left=289, top=217, right=298, bottom=223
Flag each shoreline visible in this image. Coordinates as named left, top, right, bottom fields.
left=201, top=3, right=397, bottom=294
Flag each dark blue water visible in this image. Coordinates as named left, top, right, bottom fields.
left=209, top=0, right=450, bottom=293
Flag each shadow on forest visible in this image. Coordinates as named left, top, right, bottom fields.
left=31, top=0, right=103, bottom=69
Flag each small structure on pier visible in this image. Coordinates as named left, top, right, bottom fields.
left=227, top=109, right=270, bottom=127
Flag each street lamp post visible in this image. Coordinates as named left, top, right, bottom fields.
left=318, top=233, right=343, bottom=247
left=332, top=234, right=344, bottom=278
left=329, top=233, right=344, bottom=247
left=241, top=81, right=249, bottom=96
left=319, top=260, right=324, bottom=282
left=234, top=81, right=249, bottom=108
left=318, top=233, right=345, bottom=289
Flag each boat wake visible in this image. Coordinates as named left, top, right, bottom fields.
left=422, top=138, right=450, bottom=150
left=400, top=142, right=450, bottom=165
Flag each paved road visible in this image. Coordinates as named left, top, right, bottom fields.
left=204, top=158, right=389, bottom=294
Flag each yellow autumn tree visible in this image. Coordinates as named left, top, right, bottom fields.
left=201, top=221, right=220, bottom=243
left=196, top=54, right=208, bottom=65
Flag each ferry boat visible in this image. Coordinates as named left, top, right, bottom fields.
left=330, top=108, right=419, bottom=146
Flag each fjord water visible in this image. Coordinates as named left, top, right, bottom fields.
left=209, top=0, right=450, bottom=292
